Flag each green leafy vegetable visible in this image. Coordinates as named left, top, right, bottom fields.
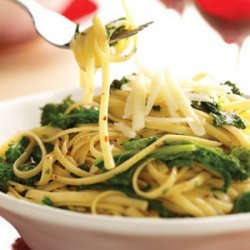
left=96, top=135, right=160, bottom=170
left=105, top=17, right=126, bottom=36
left=152, top=142, right=249, bottom=191
left=211, top=111, right=246, bottom=128
left=191, top=101, right=246, bottom=129
left=110, top=76, right=129, bottom=90
left=0, top=137, right=44, bottom=192
left=109, top=25, right=126, bottom=46
left=148, top=200, right=174, bottom=218
left=45, top=131, right=250, bottom=216
left=107, top=166, right=138, bottom=187
left=41, top=196, right=54, bottom=207
left=0, top=159, right=14, bottom=192
left=191, top=101, right=220, bottom=114
left=96, top=138, right=250, bottom=191
left=230, top=146, right=250, bottom=174
left=41, top=96, right=73, bottom=126
left=0, top=159, right=39, bottom=192
left=151, top=143, right=197, bottom=164
left=105, top=17, right=128, bottom=46
left=123, top=135, right=161, bottom=151
left=31, top=143, right=54, bottom=163
left=95, top=149, right=138, bottom=170
left=41, top=97, right=99, bottom=129
left=222, top=81, right=243, bottom=96
left=234, top=192, right=250, bottom=213
left=5, top=137, right=29, bottom=163
left=152, top=105, right=161, bottom=112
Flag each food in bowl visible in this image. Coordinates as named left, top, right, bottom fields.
left=1, top=72, right=250, bottom=218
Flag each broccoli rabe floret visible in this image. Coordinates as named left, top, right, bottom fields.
left=152, top=142, right=249, bottom=191
left=234, top=192, right=250, bottom=213
left=31, top=143, right=54, bottom=162
left=5, top=137, right=29, bottom=163
left=0, top=160, right=40, bottom=192
left=191, top=101, right=246, bottom=129
left=95, top=135, right=161, bottom=169
left=229, top=146, right=250, bottom=173
left=122, top=135, right=161, bottom=151
left=96, top=137, right=250, bottom=191
left=40, top=96, right=99, bottom=129
left=0, top=159, right=14, bottom=192
left=41, top=96, right=74, bottom=126
left=211, top=111, right=246, bottom=129
left=0, top=137, right=43, bottom=192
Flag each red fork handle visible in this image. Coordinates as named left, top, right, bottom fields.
left=61, top=0, right=98, bottom=22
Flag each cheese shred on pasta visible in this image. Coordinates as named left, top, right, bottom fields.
left=2, top=3, right=250, bottom=219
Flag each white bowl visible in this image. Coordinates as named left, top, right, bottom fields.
left=1, top=88, right=250, bottom=250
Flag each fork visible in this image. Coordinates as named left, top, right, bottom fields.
left=11, top=0, right=153, bottom=48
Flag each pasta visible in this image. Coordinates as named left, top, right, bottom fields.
left=2, top=3, right=250, bottom=219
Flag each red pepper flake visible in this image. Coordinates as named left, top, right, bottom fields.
left=104, top=136, right=109, bottom=142
left=204, top=194, right=211, bottom=199
left=103, top=116, right=107, bottom=121
left=66, top=151, right=71, bottom=156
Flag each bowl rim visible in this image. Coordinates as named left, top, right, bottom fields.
left=1, top=88, right=250, bottom=237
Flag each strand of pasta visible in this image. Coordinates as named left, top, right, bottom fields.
left=37, top=153, right=54, bottom=186
left=91, top=191, right=125, bottom=214
left=51, top=134, right=174, bottom=185
left=13, top=131, right=46, bottom=179
left=54, top=140, right=92, bottom=177
left=93, top=16, right=115, bottom=170
left=133, top=162, right=177, bottom=199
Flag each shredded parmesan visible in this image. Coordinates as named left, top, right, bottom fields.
left=165, top=70, right=206, bottom=136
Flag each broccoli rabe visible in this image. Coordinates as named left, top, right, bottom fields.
left=152, top=142, right=249, bottom=191
left=95, top=137, right=250, bottom=191
left=5, top=137, right=53, bottom=164
left=41, top=196, right=54, bottom=207
left=0, top=159, right=14, bottom=192
left=31, top=143, right=54, bottom=163
left=5, top=137, right=29, bottom=163
left=228, top=146, right=250, bottom=174
left=95, top=149, right=138, bottom=170
left=153, top=142, right=250, bottom=190
left=105, top=17, right=126, bottom=36
left=110, top=76, right=129, bottom=90
left=109, top=25, right=126, bottom=46
left=122, top=135, right=161, bottom=151
left=191, top=100, right=246, bottom=129
left=105, top=17, right=130, bottom=47
left=96, top=135, right=161, bottom=169
left=41, top=96, right=73, bottom=126
left=0, top=160, right=39, bottom=192
left=0, top=137, right=45, bottom=192
left=152, top=105, right=161, bottom=112
left=233, top=192, right=250, bottom=213
left=40, top=96, right=99, bottom=129
left=222, top=81, right=243, bottom=96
